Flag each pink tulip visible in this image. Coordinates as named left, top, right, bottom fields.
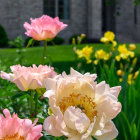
left=0, top=64, right=57, bottom=91
left=0, top=109, right=42, bottom=139
left=24, top=15, right=67, bottom=41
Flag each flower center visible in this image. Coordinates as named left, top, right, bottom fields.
left=2, top=133, right=24, bottom=140
left=58, top=93, right=97, bottom=121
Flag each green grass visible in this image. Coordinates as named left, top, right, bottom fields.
left=0, top=43, right=140, bottom=73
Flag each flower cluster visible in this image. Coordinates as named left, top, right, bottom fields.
left=0, top=65, right=122, bottom=140
left=0, top=16, right=122, bottom=140
left=74, top=31, right=139, bottom=85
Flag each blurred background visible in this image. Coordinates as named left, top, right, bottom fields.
left=0, top=0, right=140, bottom=46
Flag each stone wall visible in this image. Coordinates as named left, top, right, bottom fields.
left=59, top=0, right=88, bottom=43
left=0, top=0, right=43, bottom=39
left=115, top=0, right=138, bottom=42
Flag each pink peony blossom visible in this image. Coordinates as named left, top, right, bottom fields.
left=24, top=15, right=67, bottom=41
left=0, top=109, right=42, bottom=140
left=43, top=68, right=122, bottom=140
left=0, top=64, right=57, bottom=91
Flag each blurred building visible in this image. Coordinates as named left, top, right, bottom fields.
left=0, top=0, right=140, bottom=43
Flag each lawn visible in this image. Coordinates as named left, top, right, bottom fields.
left=0, top=43, right=140, bottom=73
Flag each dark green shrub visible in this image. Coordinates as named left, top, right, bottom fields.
left=69, top=34, right=87, bottom=44
left=0, top=25, right=8, bottom=48
left=48, top=36, right=65, bottom=45
left=24, top=37, right=40, bottom=47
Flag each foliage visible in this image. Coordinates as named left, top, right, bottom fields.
left=0, top=24, right=9, bottom=48
left=8, top=36, right=25, bottom=65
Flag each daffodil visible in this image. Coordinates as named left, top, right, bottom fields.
left=94, top=60, right=99, bottom=65
left=117, top=70, right=124, bottom=76
left=100, top=31, right=115, bottom=43
left=133, top=71, right=139, bottom=79
left=76, top=46, right=93, bottom=64
left=132, top=58, right=138, bottom=67
left=129, top=44, right=136, bottom=51
left=116, top=44, right=135, bottom=61
left=127, top=74, right=133, bottom=85
left=119, top=78, right=123, bottom=82
left=95, top=49, right=110, bottom=61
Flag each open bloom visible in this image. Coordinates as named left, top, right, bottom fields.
left=24, top=15, right=67, bottom=41
left=75, top=46, right=93, bottom=63
left=43, top=68, right=121, bottom=140
left=101, top=31, right=115, bottom=43
left=95, top=49, right=110, bottom=61
left=116, top=44, right=134, bottom=61
left=0, top=109, right=42, bottom=139
left=0, top=64, right=57, bottom=91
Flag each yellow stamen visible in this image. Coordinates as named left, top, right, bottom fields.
left=2, top=133, right=24, bottom=140
left=58, top=93, right=97, bottom=121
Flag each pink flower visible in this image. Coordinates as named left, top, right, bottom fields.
left=43, top=68, right=121, bottom=140
left=0, top=109, right=42, bottom=139
left=24, top=15, right=67, bottom=41
left=0, top=64, right=57, bottom=91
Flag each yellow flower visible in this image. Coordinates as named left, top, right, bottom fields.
left=72, top=38, right=76, bottom=45
left=94, top=60, right=98, bottom=65
left=76, top=46, right=93, bottom=63
left=133, top=71, right=139, bottom=79
left=120, top=63, right=123, bottom=69
left=112, top=40, right=117, bottom=47
left=100, top=37, right=108, bottom=43
left=129, top=44, right=136, bottom=51
left=101, top=31, right=115, bottom=43
left=95, top=49, right=110, bottom=61
left=116, top=56, right=121, bottom=61
left=117, top=70, right=124, bottom=76
left=119, top=78, right=123, bottom=82
left=132, top=57, right=138, bottom=67
left=127, top=74, right=133, bottom=85
left=81, top=33, right=86, bottom=39
left=116, top=44, right=135, bottom=61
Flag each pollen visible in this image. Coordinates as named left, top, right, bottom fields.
left=2, top=133, right=24, bottom=140
left=58, top=93, right=97, bottom=121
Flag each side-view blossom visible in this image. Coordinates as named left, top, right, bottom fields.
left=116, top=44, right=135, bottom=61
left=95, top=49, right=110, bottom=61
left=0, top=109, right=42, bottom=139
left=24, top=15, right=67, bottom=41
left=100, top=31, right=115, bottom=43
left=43, top=68, right=122, bottom=140
left=0, top=64, right=57, bottom=91
left=75, top=46, right=93, bottom=63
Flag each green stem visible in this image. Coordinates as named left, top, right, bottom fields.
left=34, top=92, right=38, bottom=117
left=42, top=41, right=47, bottom=64
left=30, top=90, right=34, bottom=117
